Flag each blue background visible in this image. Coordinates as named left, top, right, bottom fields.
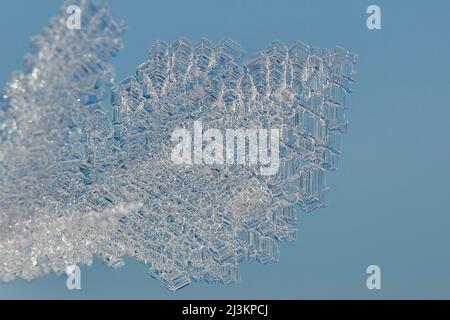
left=1, top=0, right=450, bottom=299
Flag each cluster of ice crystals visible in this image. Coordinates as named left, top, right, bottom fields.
left=0, top=0, right=129, bottom=281
left=86, top=38, right=357, bottom=291
left=0, top=0, right=357, bottom=291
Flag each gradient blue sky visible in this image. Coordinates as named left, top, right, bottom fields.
left=1, top=0, right=450, bottom=299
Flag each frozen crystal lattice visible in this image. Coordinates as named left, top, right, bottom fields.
left=0, top=0, right=357, bottom=291
left=0, top=0, right=133, bottom=282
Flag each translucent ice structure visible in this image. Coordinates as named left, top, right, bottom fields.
left=85, top=38, right=357, bottom=291
left=0, top=0, right=357, bottom=290
left=0, top=0, right=131, bottom=281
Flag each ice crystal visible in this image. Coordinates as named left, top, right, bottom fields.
left=0, top=0, right=129, bottom=281
left=0, top=0, right=357, bottom=290
left=86, top=38, right=357, bottom=291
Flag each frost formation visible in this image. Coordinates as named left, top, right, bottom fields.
left=0, top=0, right=357, bottom=291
